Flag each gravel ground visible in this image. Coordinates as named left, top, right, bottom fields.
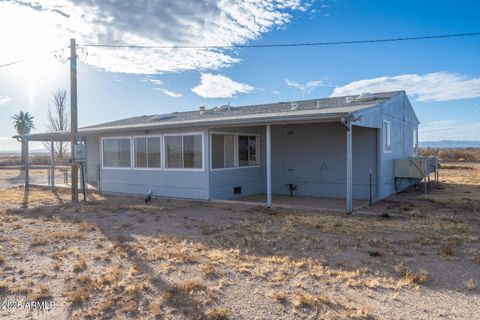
left=0, top=164, right=479, bottom=319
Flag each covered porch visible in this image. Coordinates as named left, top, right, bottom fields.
left=209, top=119, right=379, bottom=213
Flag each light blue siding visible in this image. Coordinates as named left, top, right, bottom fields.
left=270, top=123, right=378, bottom=200
left=376, top=92, right=419, bottom=199
left=91, top=128, right=210, bottom=200
left=82, top=92, right=417, bottom=203
left=100, top=169, right=208, bottom=199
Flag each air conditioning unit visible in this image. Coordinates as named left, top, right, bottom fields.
left=394, top=157, right=438, bottom=179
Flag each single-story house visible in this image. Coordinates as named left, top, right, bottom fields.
left=17, top=90, right=419, bottom=213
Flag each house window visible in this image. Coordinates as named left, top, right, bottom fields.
left=211, top=133, right=260, bottom=169
left=134, top=137, right=161, bottom=168
left=413, top=129, right=418, bottom=156
left=102, top=138, right=131, bottom=168
left=383, top=121, right=391, bottom=152
left=238, top=135, right=259, bottom=166
left=165, top=134, right=203, bottom=169
left=212, top=134, right=236, bottom=169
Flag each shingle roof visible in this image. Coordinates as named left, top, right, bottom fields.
left=15, top=91, right=404, bottom=141
left=83, top=91, right=402, bottom=130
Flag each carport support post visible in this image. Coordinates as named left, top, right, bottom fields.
left=50, top=139, right=55, bottom=189
left=346, top=123, right=353, bottom=214
left=24, top=139, right=29, bottom=187
left=266, top=124, right=272, bottom=208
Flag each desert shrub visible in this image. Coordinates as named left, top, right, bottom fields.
left=420, top=148, right=480, bottom=161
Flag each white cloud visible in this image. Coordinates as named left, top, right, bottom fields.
left=419, top=120, right=480, bottom=141
left=0, top=96, right=11, bottom=105
left=331, top=72, right=480, bottom=102
left=272, top=90, right=281, bottom=95
left=142, top=78, right=182, bottom=98
left=156, top=88, right=182, bottom=98
left=285, top=79, right=324, bottom=93
left=192, top=73, right=254, bottom=98
left=1, top=0, right=308, bottom=74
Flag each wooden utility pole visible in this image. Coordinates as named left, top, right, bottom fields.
left=70, top=38, right=78, bottom=201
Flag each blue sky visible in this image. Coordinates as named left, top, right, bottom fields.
left=1, top=0, right=480, bottom=151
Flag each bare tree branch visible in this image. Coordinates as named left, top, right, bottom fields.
left=43, top=89, right=69, bottom=159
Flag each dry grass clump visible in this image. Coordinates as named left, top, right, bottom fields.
left=200, top=262, right=217, bottom=277
left=64, top=275, right=95, bottom=304
left=51, top=261, right=61, bottom=271
left=77, top=222, right=97, bottom=232
left=72, top=257, right=87, bottom=272
left=0, top=186, right=70, bottom=205
left=395, top=263, right=429, bottom=286
left=30, top=236, right=48, bottom=247
left=150, top=301, right=163, bottom=317
left=206, top=306, right=231, bottom=320
left=0, top=280, right=10, bottom=293
left=142, top=237, right=203, bottom=264
left=176, top=278, right=208, bottom=293
left=96, top=265, right=124, bottom=287
left=48, top=230, right=85, bottom=241
left=292, top=292, right=334, bottom=308
left=28, top=284, right=53, bottom=300
left=266, top=290, right=288, bottom=302
left=469, top=248, right=480, bottom=264
left=463, top=278, right=477, bottom=291
left=345, top=306, right=372, bottom=319
left=438, top=242, right=456, bottom=258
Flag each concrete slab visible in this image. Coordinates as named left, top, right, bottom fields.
left=235, top=193, right=367, bottom=212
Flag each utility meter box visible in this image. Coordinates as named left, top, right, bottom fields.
left=73, top=143, right=86, bottom=162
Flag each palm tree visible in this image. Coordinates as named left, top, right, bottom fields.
left=12, top=111, right=35, bottom=167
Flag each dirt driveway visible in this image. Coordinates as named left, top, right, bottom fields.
left=0, top=163, right=479, bottom=319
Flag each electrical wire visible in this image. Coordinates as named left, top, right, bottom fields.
left=1, top=31, right=479, bottom=69
left=83, top=31, right=480, bottom=49
left=0, top=48, right=67, bottom=69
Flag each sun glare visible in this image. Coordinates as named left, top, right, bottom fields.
left=0, top=3, right=69, bottom=110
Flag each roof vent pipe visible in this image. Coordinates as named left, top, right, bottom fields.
left=316, top=101, right=320, bottom=109
left=199, top=106, right=206, bottom=114
left=291, top=102, right=298, bottom=111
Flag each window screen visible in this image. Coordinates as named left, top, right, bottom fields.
left=134, top=137, right=161, bottom=168
left=103, top=138, right=131, bottom=168
left=212, top=134, right=235, bottom=169
left=165, top=134, right=203, bottom=169
left=383, top=121, right=391, bottom=152
left=238, top=135, right=259, bottom=166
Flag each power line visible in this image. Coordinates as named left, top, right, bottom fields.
left=0, top=48, right=66, bottom=69
left=83, top=31, right=480, bottom=49
left=1, top=31, right=479, bottom=69
left=457, top=99, right=480, bottom=121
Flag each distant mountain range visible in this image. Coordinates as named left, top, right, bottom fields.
left=419, top=140, right=480, bottom=148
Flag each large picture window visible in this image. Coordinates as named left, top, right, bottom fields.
left=134, top=137, right=161, bottom=168
left=211, top=133, right=259, bottom=169
left=383, top=121, right=391, bottom=152
left=165, top=134, right=203, bottom=169
left=102, top=138, right=131, bottom=168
